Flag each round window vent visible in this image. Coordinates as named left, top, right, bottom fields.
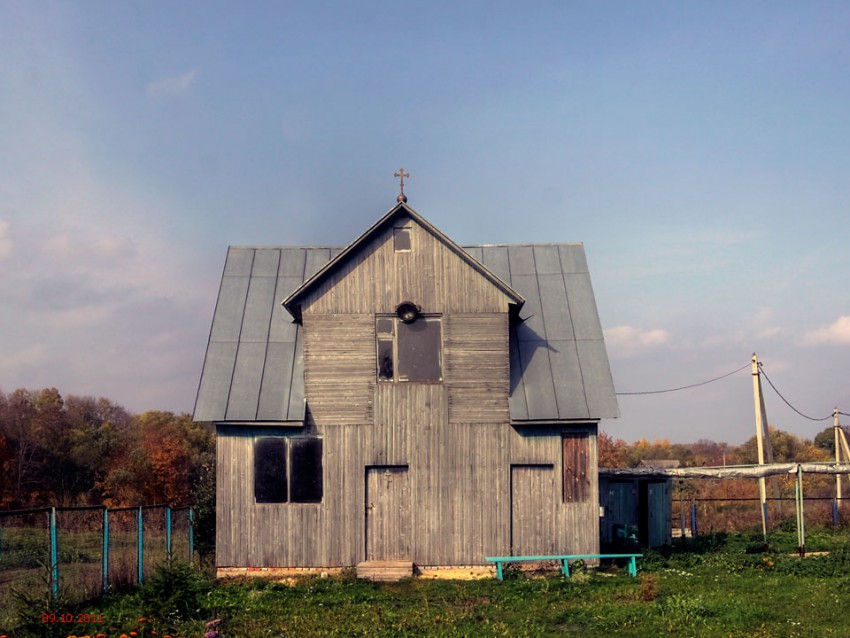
left=396, top=301, right=421, bottom=324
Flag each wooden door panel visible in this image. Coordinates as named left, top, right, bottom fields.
left=366, top=466, right=410, bottom=560
left=510, top=465, right=555, bottom=556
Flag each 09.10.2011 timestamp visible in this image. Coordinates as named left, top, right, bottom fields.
left=42, top=612, right=104, bottom=623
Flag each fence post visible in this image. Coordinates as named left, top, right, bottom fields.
left=102, top=507, right=109, bottom=593
left=166, top=506, right=172, bottom=561
left=188, top=506, right=195, bottom=562
left=49, top=507, right=59, bottom=600
left=834, top=498, right=839, bottom=529
left=796, top=466, right=806, bottom=555
left=691, top=502, right=697, bottom=538
left=761, top=501, right=769, bottom=538
left=137, top=506, right=144, bottom=585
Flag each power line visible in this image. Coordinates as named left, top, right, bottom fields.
left=616, top=362, right=750, bottom=396
left=757, top=363, right=833, bottom=422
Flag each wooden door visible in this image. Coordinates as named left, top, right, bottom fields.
left=510, top=465, right=556, bottom=556
left=366, top=466, right=410, bottom=561
left=646, top=482, right=666, bottom=547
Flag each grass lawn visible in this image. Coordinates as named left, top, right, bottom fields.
left=5, top=531, right=850, bottom=638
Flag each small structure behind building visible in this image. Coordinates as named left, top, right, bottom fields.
left=599, top=463, right=674, bottom=549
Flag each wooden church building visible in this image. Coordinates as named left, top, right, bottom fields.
left=194, top=196, right=619, bottom=576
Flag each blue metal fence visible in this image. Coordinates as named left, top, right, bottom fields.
left=0, top=504, right=194, bottom=628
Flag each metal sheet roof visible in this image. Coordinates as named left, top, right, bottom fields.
left=193, top=243, right=618, bottom=423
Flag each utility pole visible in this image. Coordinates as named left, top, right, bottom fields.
left=752, top=354, right=774, bottom=539
left=836, top=408, right=842, bottom=504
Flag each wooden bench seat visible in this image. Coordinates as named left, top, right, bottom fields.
left=484, top=553, right=642, bottom=580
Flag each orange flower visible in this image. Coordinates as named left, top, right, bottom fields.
left=120, top=634, right=129, bottom=638
left=138, top=618, right=147, bottom=623
left=130, top=633, right=138, bottom=637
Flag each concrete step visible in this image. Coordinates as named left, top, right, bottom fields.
left=356, top=560, right=414, bottom=581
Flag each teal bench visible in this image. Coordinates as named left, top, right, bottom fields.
left=485, top=553, right=642, bottom=580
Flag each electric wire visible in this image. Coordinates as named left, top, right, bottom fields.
left=616, top=362, right=750, bottom=396
left=757, top=363, right=834, bottom=422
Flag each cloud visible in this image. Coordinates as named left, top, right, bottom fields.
left=145, top=69, right=198, bottom=98
left=803, top=316, right=850, bottom=346
left=0, top=220, right=12, bottom=259
left=751, top=306, right=781, bottom=341
left=604, top=325, right=671, bottom=355
left=0, top=343, right=48, bottom=371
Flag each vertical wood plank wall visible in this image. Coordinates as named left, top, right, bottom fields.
left=216, top=216, right=600, bottom=567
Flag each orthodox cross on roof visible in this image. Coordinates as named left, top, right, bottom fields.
left=394, top=168, right=410, bottom=203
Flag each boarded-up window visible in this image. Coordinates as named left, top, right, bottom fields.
left=254, top=436, right=323, bottom=504
left=254, top=438, right=288, bottom=503
left=376, top=316, right=441, bottom=382
left=290, top=438, right=323, bottom=503
left=398, top=319, right=441, bottom=381
left=563, top=432, right=590, bottom=503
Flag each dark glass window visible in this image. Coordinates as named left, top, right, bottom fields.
left=290, top=438, right=323, bottom=503
left=377, top=337, right=394, bottom=381
left=254, top=436, right=323, bottom=504
left=376, top=316, right=441, bottom=382
left=254, top=438, right=287, bottom=503
left=393, top=226, right=411, bottom=251
left=398, top=319, right=442, bottom=381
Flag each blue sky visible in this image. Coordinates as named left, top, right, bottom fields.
left=1, top=1, right=848, bottom=444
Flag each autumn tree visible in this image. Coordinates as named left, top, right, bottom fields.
left=598, top=431, right=628, bottom=467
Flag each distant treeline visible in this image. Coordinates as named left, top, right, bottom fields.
left=0, top=387, right=214, bottom=510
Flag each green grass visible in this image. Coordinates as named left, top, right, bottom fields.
left=6, top=531, right=850, bottom=637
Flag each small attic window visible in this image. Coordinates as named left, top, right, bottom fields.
left=393, top=226, right=411, bottom=252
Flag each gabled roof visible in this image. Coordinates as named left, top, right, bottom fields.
left=282, top=202, right=524, bottom=321
left=193, top=242, right=619, bottom=424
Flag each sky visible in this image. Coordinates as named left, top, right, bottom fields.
left=1, top=1, right=848, bottom=445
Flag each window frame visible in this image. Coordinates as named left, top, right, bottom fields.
left=253, top=435, right=323, bottom=505
left=393, top=225, right=412, bottom=252
left=375, top=314, right=442, bottom=383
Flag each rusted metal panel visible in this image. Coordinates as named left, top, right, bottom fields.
left=563, top=432, right=591, bottom=503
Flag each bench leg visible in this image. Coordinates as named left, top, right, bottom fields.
left=628, top=556, right=637, bottom=577
left=496, top=562, right=503, bottom=581
left=561, top=559, right=570, bottom=578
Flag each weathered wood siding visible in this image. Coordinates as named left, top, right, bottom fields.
left=300, top=215, right=510, bottom=315
left=216, top=421, right=599, bottom=567
left=445, top=314, right=510, bottom=424
left=302, top=314, right=374, bottom=426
